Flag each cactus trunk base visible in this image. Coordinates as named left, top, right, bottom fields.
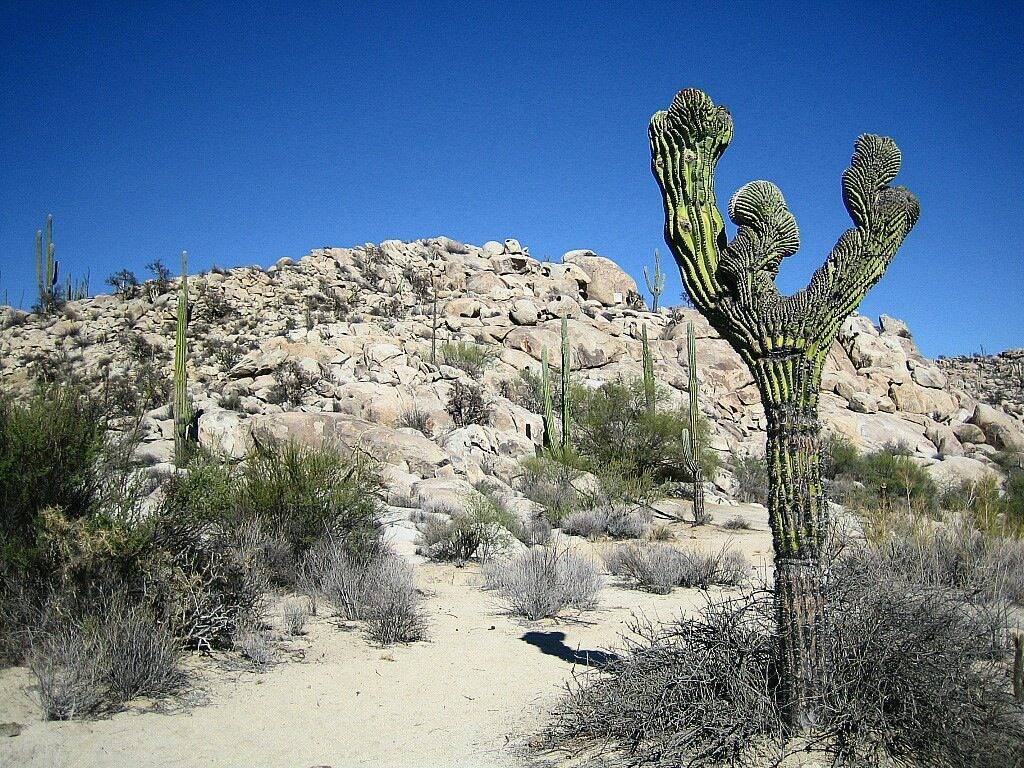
left=690, top=469, right=708, bottom=525
left=775, top=557, right=826, bottom=732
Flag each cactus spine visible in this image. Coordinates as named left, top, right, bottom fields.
left=35, top=215, right=59, bottom=312
left=559, top=317, right=571, bottom=451
left=641, top=324, right=656, bottom=413
left=643, top=249, right=666, bottom=312
left=650, top=88, right=919, bottom=729
left=173, top=251, right=192, bottom=466
left=679, top=322, right=707, bottom=525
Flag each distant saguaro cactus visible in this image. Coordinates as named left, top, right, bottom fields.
left=649, top=88, right=919, bottom=729
left=679, top=322, right=707, bottom=525
left=641, top=324, right=656, bottom=413
left=643, top=249, right=666, bottom=312
left=173, top=251, right=193, bottom=466
left=35, top=215, right=59, bottom=313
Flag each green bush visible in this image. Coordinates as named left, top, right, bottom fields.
left=854, top=449, right=938, bottom=512
left=822, top=433, right=860, bottom=479
left=416, top=489, right=524, bottom=562
left=441, top=341, right=496, bottom=379
left=729, top=453, right=768, bottom=503
left=519, top=453, right=592, bottom=524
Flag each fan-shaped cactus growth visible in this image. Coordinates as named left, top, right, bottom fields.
left=649, top=88, right=919, bottom=729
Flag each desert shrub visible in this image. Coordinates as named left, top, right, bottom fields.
left=822, top=433, right=860, bottom=479
left=573, top=377, right=718, bottom=485
left=105, top=270, right=139, bottom=299
left=441, top=341, right=496, bottom=379
left=237, top=440, right=382, bottom=568
left=605, top=506, right=652, bottom=539
left=298, top=539, right=425, bottom=644
left=364, top=555, right=427, bottom=645
left=730, top=452, right=768, bottom=503
left=102, top=596, right=185, bottom=704
left=235, top=620, right=273, bottom=669
left=446, top=379, right=490, bottom=427
left=560, top=508, right=609, bottom=539
left=853, top=447, right=938, bottom=512
left=483, top=545, right=602, bottom=620
left=561, top=505, right=652, bottom=540
left=548, top=532, right=1024, bottom=768
left=29, top=621, right=108, bottom=720
left=604, top=542, right=748, bottom=594
left=143, top=259, right=172, bottom=300
left=416, top=490, right=523, bottom=562
left=941, top=472, right=1024, bottom=535
left=518, top=454, right=591, bottom=524
left=265, top=360, right=322, bottom=407
left=0, top=386, right=108, bottom=565
left=281, top=599, right=309, bottom=635
left=219, top=392, right=243, bottom=411
left=396, top=404, right=432, bottom=435
left=722, top=515, right=752, bottom=530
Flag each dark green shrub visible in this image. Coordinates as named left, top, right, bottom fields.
left=441, top=341, right=496, bottom=379
left=446, top=380, right=490, bottom=427
left=729, top=452, right=768, bottom=503
left=854, top=448, right=938, bottom=512
left=822, top=433, right=860, bottom=480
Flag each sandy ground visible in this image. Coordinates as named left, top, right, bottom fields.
left=0, top=502, right=773, bottom=768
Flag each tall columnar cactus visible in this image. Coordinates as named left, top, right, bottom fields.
left=643, top=249, right=667, bottom=312
left=559, top=317, right=571, bottom=451
left=35, top=215, right=59, bottom=312
left=641, top=324, right=656, bottom=413
left=679, top=322, right=707, bottom=525
left=649, top=88, right=919, bottom=729
left=540, top=347, right=557, bottom=449
left=173, top=251, right=193, bottom=466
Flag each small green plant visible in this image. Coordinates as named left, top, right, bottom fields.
left=441, top=341, right=495, bottom=379
left=173, top=251, right=193, bottom=466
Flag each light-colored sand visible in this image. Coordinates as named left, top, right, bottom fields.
left=0, top=504, right=773, bottom=768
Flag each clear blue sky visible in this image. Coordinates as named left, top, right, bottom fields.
left=2, top=0, right=1021, bottom=356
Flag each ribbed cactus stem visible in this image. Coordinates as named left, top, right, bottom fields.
left=35, top=215, right=58, bottom=312
left=641, top=324, right=655, bottom=413
left=173, top=250, right=192, bottom=466
left=682, top=321, right=707, bottom=525
left=560, top=317, right=571, bottom=450
left=540, top=347, right=556, bottom=449
left=643, top=248, right=666, bottom=312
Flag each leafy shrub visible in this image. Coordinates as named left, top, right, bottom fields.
left=822, top=433, right=860, bottom=479
left=518, top=453, right=591, bottom=524
left=604, top=542, right=748, bottom=594
left=853, top=447, right=938, bottom=512
left=483, top=545, right=602, bottom=620
left=266, top=361, right=322, bottom=407
left=446, top=380, right=490, bottom=427
left=441, top=341, right=496, bottom=379
left=416, top=490, right=523, bottom=562
left=729, top=452, right=768, bottom=504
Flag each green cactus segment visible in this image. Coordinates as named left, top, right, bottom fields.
left=680, top=321, right=707, bottom=525
left=35, top=215, right=59, bottom=312
left=559, top=317, right=571, bottom=451
left=649, top=87, right=919, bottom=729
left=641, top=324, right=655, bottom=413
left=643, top=249, right=667, bottom=312
left=540, top=347, right=557, bottom=449
left=173, top=250, right=193, bottom=466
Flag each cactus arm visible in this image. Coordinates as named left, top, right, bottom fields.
left=173, top=250, right=192, bottom=466
left=560, top=318, right=571, bottom=450
left=643, top=249, right=667, bottom=312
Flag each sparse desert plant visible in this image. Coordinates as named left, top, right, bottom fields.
left=604, top=542, right=748, bottom=594
left=102, top=597, right=185, bottom=704
left=518, top=454, right=591, bottom=524
left=265, top=360, right=322, bottom=407
left=29, top=623, right=108, bottom=720
left=396, top=403, right=432, bottom=435
left=281, top=599, right=309, bottom=636
left=445, top=379, right=490, bottom=427
left=219, top=392, right=243, bottom=411
left=560, top=508, right=609, bottom=540
left=235, top=622, right=273, bottom=669
left=730, top=452, right=769, bottom=504
left=364, top=555, right=427, bottom=645
left=441, top=341, right=496, bottom=379
left=604, top=506, right=652, bottom=539
left=416, top=491, right=522, bottom=562
left=723, top=515, right=752, bottom=531
left=483, top=545, right=602, bottom=620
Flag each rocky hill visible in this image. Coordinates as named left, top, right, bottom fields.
left=939, top=349, right=1024, bottom=418
left=2, top=237, right=1022, bottom=512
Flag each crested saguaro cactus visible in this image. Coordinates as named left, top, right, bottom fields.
left=649, top=89, right=919, bottom=728
left=643, top=249, right=667, bottom=312
left=173, top=251, right=193, bottom=466
left=35, top=215, right=59, bottom=312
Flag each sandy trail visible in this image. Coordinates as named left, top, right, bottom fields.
left=0, top=504, right=772, bottom=768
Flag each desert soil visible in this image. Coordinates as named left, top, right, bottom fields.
left=0, top=502, right=773, bottom=768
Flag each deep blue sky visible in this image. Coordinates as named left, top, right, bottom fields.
left=2, top=1, right=1021, bottom=356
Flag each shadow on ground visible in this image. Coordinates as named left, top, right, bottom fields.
left=520, top=631, right=619, bottom=667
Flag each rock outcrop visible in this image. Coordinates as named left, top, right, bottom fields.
left=1, top=237, right=1019, bottom=505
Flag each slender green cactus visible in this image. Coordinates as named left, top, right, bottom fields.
left=173, top=251, right=193, bottom=466
left=678, top=322, right=707, bottom=525
left=540, top=347, right=557, bottom=449
left=641, top=324, right=656, bottom=413
left=35, top=215, right=59, bottom=312
left=643, top=249, right=667, bottom=312
left=650, top=88, right=918, bottom=729
left=559, top=317, right=571, bottom=450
